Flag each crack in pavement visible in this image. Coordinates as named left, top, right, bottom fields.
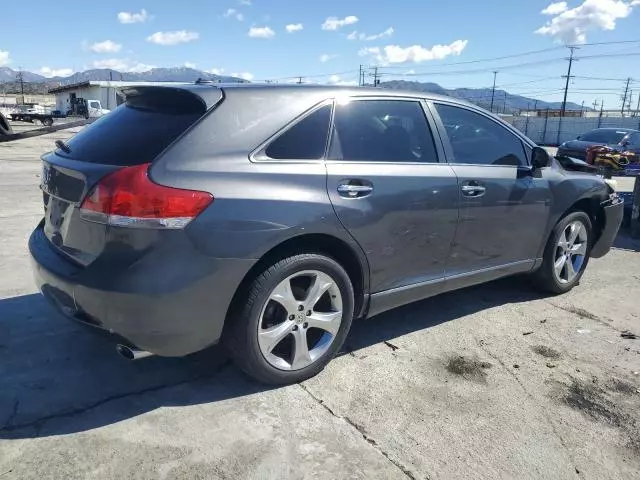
left=545, top=301, right=622, bottom=334
left=479, top=343, right=580, bottom=478
left=298, top=383, right=421, bottom=480
left=0, top=361, right=231, bottom=434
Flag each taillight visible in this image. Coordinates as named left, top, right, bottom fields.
left=79, top=163, right=213, bottom=229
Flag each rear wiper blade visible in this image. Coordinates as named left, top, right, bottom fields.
left=55, top=139, right=71, bottom=153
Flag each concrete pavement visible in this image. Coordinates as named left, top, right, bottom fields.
left=1, top=129, right=639, bottom=479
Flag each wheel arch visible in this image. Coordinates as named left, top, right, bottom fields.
left=536, top=195, right=604, bottom=262
left=226, top=233, right=370, bottom=323
left=565, top=196, right=605, bottom=243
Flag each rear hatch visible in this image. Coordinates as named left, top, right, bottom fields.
left=40, top=86, right=215, bottom=266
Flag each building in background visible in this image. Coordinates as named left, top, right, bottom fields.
left=49, top=81, right=192, bottom=114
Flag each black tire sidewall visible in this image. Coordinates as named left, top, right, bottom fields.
left=542, top=211, right=593, bottom=293
left=227, top=254, right=355, bottom=384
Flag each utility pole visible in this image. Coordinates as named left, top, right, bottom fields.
left=358, top=65, right=363, bottom=87
left=580, top=100, right=584, bottom=117
left=16, top=69, right=25, bottom=105
left=560, top=46, right=577, bottom=117
left=490, top=71, right=498, bottom=113
left=635, top=93, right=640, bottom=117
left=372, top=66, right=380, bottom=87
left=621, top=77, right=631, bottom=117
left=592, top=99, right=598, bottom=111
left=296, top=76, right=303, bottom=84
left=502, top=91, right=507, bottom=113
left=626, top=90, right=633, bottom=116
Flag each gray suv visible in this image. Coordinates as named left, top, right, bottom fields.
left=30, top=84, right=623, bottom=384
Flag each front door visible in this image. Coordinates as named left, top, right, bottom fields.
left=431, top=102, right=551, bottom=278
left=326, top=98, right=459, bottom=294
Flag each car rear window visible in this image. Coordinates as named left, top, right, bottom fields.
left=57, top=88, right=207, bottom=166
left=580, top=130, right=629, bottom=144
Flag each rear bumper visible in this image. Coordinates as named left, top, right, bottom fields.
left=591, top=196, right=624, bottom=258
left=29, top=221, right=255, bottom=356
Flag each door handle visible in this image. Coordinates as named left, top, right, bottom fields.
left=337, top=184, right=373, bottom=198
left=461, top=184, right=486, bottom=197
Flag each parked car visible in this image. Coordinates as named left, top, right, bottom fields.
left=30, top=84, right=624, bottom=384
left=557, top=127, right=640, bottom=160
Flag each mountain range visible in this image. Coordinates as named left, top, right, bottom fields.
left=0, top=67, right=583, bottom=112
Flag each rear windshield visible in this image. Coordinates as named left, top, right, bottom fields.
left=580, top=129, right=629, bottom=144
left=57, top=88, right=207, bottom=165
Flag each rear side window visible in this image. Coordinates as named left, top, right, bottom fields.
left=330, top=100, right=438, bottom=163
left=266, top=104, right=332, bottom=160
left=435, top=103, right=527, bottom=166
left=58, top=88, right=206, bottom=166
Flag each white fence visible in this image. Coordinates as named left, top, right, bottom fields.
left=504, top=116, right=640, bottom=145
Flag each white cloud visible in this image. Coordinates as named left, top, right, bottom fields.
left=117, top=9, right=149, bottom=24
left=146, top=30, right=199, bottom=45
left=286, top=23, right=304, bottom=33
left=206, top=68, right=225, bottom=75
left=239, top=0, right=252, bottom=4
left=328, top=74, right=358, bottom=86
left=248, top=26, right=275, bottom=38
left=223, top=8, right=244, bottom=21
left=320, top=53, right=338, bottom=62
left=542, top=2, right=569, bottom=14
left=184, top=62, right=196, bottom=68
left=347, top=27, right=394, bottom=41
left=405, top=69, right=416, bottom=75
left=0, top=50, right=10, bottom=66
left=92, top=58, right=155, bottom=72
left=535, top=0, right=639, bottom=44
left=322, top=15, right=358, bottom=30
left=39, top=67, right=73, bottom=78
left=90, top=40, right=122, bottom=53
left=358, top=39, right=468, bottom=64
left=231, top=72, right=254, bottom=81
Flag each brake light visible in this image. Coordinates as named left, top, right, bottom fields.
left=79, top=163, right=213, bottom=229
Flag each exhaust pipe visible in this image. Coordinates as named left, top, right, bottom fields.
left=116, top=344, right=155, bottom=360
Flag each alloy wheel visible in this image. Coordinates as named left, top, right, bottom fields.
left=257, top=270, right=343, bottom=371
left=553, top=220, right=588, bottom=284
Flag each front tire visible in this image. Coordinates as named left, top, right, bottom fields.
left=531, top=211, right=592, bottom=294
left=224, top=253, right=355, bottom=384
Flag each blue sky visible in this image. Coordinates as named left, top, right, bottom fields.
left=2, top=0, right=640, bottom=108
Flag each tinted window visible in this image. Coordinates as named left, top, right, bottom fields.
left=59, top=89, right=206, bottom=166
left=580, top=129, right=629, bottom=144
left=625, top=132, right=640, bottom=148
left=331, top=100, right=438, bottom=162
left=435, top=104, right=526, bottom=166
left=266, top=104, right=331, bottom=160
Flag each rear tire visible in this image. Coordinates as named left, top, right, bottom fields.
left=531, top=211, right=592, bottom=294
left=224, top=253, right=354, bottom=385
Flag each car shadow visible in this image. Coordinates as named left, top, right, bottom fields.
left=0, top=277, right=546, bottom=440
left=612, top=228, right=640, bottom=252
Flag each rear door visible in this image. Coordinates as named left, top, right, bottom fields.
left=431, top=102, right=550, bottom=277
left=326, top=97, right=459, bottom=293
left=40, top=87, right=212, bottom=265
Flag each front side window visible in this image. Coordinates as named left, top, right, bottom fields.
left=265, top=104, right=332, bottom=160
left=435, top=103, right=527, bottom=166
left=330, top=100, right=438, bottom=163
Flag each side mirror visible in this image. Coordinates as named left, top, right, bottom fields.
left=532, top=146, right=551, bottom=169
